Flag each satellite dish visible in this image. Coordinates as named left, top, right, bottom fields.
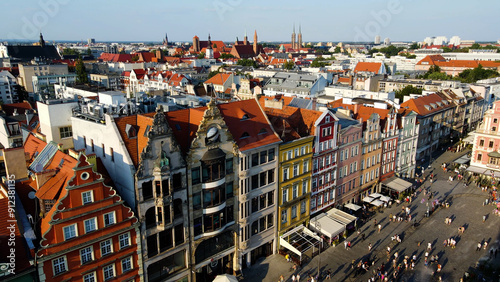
left=35, top=163, right=43, bottom=172
left=28, top=191, right=36, bottom=199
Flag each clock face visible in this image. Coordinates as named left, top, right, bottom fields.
left=207, top=126, right=219, bottom=141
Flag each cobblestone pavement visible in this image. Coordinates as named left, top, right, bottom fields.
left=242, top=148, right=500, bottom=282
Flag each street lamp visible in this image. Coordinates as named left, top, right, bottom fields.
left=314, top=219, right=322, bottom=277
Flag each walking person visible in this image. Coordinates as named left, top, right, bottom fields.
left=296, top=274, right=300, bottom=282
left=369, top=243, right=372, bottom=251
left=344, top=240, right=348, bottom=249
left=477, top=242, right=482, bottom=251
left=427, top=242, right=432, bottom=251
left=291, top=274, right=296, bottom=282
left=378, top=224, right=382, bottom=233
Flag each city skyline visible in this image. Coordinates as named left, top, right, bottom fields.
left=1, top=0, right=499, bottom=43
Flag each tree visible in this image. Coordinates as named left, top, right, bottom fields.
left=456, top=64, right=500, bottom=83
left=395, top=85, right=422, bottom=101
left=86, top=48, right=92, bottom=56
left=422, top=65, right=450, bottom=80
left=441, top=46, right=452, bottom=53
left=471, top=43, right=481, bottom=49
left=409, top=43, right=419, bottom=50
left=75, top=58, right=88, bottom=84
left=197, top=52, right=205, bottom=59
left=14, top=85, right=29, bottom=102
left=219, top=53, right=235, bottom=59
left=62, top=48, right=79, bottom=55
left=237, top=58, right=257, bottom=68
left=283, top=60, right=295, bottom=70
left=311, top=57, right=327, bottom=68
left=334, top=46, right=341, bottom=53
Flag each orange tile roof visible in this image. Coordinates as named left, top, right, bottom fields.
left=114, top=113, right=155, bottom=167
left=353, top=62, right=382, bottom=73
left=400, top=93, right=454, bottom=116
left=435, top=60, right=500, bottom=69
left=165, top=108, right=206, bottom=155
left=218, top=99, right=281, bottom=151
left=204, top=73, right=231, bottom=85
left=416, top=55, right=446, bottom=65
left=0, top=194, right=32, bottom=273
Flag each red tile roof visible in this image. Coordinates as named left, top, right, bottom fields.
left=218, top=99, right=281, bottom=151
left=0, top=192, right=32, bottom=274
left=400, top=93, right=454, bottom=116
left=1, top=101, right=34, bottom=116
left=353, top=62, right=382, bottom=73
left=204, top=73, right=231, bottom=85
left=98, top=53, right=133, bottom=63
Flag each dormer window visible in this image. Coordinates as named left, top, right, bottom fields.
left=241, top=132, right=250, bottom=139
left=259, top=128, right=268, bottom=134
left=241, top=114, right=250, bottom=121
left=125, top=124, right=137, bottom=138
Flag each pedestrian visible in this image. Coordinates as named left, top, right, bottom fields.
left=348, top=241, right=351, bottom=250
left=484, top=241, right=488, bottom=250
left=286, top=254, right=290, bottom=262
left=378, top=224, right=382, bottom=233
left=427, top=242, right=432, bottom=250
left=369, top=243, right=372, bottom=251
left=326, top=269, right=332, bottom=279
left=362, top=233, right=366, bottom=241
left=291, top=274, right=296, bottom=282
left=296, top=274, right=300, bottom=282
left=477, top=242, right=482, bottom=251
left=374, top=219, right=377, bottom=227
left=483, top=215, right=486, bottom=222
left=279, top=275, right=284, bottom=282
left=344, top=240, right=348, bottom=249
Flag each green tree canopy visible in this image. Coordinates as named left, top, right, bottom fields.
left=456, top=64, right=500, bottom=83
left=395, top=85, right=422, bottom=101
left=334, top=46, right=341, bottom=53
left=409, top=43, right=419, bottom=50
left=197, top=52, right=205, bottom=59
left=283, top=60, right=295, bottom=70
left=422, top=65, right=451, bottom=80
left=369, top=45, right=405, bottom=58
left=237, top=58, right=257, bottom=68
left=62, top=48, right=79, bottom=56
left=75, top=58, right=88, bottom=84
left=310, top=57, right=328, bottom=68
left=219, top=53, right=235, bottom=59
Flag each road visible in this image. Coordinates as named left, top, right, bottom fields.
left=242, top=148, right=500, bottom=282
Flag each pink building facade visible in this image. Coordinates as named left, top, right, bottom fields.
left=470, top=100, right=500, bottom=174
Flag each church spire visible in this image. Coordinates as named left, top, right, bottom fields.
left=39, top=32, right=45, bottom=48
left=243, top=29, right=248, bottom=45
left=253, top=30, right=258, bottom=54
left=207, top=34, right=212, bottom=49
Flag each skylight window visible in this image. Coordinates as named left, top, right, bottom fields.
left=241, top=132, right=250, bottom=139
left=241, top=114, right=250, bottom=121
left=259, top=128, right=268, bottom=134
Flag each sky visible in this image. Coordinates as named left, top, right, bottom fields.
left=1, top=0, right=499, bottom=43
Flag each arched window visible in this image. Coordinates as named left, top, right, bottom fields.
left=145, top=207, right=156, bottom=229
left=160, top=150, right=169, bottom=167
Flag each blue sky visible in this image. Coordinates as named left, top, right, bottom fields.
left=1, top=0, right=499, bottom=43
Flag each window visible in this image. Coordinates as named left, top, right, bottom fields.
left=80, top=246, right=93, bottom=264
left=291, top=205, right=297, bottom=219
left=82, top=191, right=93, bottom=205
left=52, top=256, right=67, bottom=275
left=301, top=201, right=306, bottom=214
left=119, top=233, right=130, bottom=249
left=121, top=256, right=133, bottom=273
left=293, top=164, right=299, bottom=177
left=493, top=127, right=497, bottom=132
left=301, top=146, right=305, bottom=155
left=283, top=168, right=289, bottom=181
left=477, top=153, right=482, bottom=161
left=110, top=147, right=114, bottom=162
left=104, top=212, right=115, bottom=227
left=302, top=181, right=308, bottom=195
left=494, top=118, right=498, bottom=123
left=287, top=150, right=292, bottom=160
left=268, top=148, right=275, bottom=161
left=489, top=141, right=494, bottom=148
left=100, top=239, right=113, bottom=256
left=192, top=167, right=201, bottom=184
left=103, top=264, right=115, bottom=281
left=267, top=214, right=274, bottom=228
left=303, top=161, right=308, bottom=173
left=292, top=184, right=298, bottom=199
left=268, top=190, right=274, bottom=206
left=63, top=224, right=77, bottom=240
left=84, top=218, right=97, bottom=233
left=59, top=126, right=72, bottom=138
left=282, top=189, right=288, bottom=203
left=281, top=210, right=288, bottom=224
left=294, top=148, right=299, bottom=157
left=83, top=272, right=96, bottom=282
left=252, top=153, right=259, bottom=167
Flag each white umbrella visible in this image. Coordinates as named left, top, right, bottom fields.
left=213, top=274, right=238, bottom=282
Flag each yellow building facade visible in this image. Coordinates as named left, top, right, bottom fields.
left=277, top=136, right=314, bottom=243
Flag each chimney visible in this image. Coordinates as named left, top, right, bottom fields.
left=25, top=110, right=34, bottom=124
left=35, top=170, right=57, bottom=190
left=3, top=147, right=29, bottom=180
left=12, top=108, right=18, bottom=116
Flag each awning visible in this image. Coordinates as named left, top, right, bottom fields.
left=326, top=208, right=358, bottom=226
left=466, top=166, right=487, bottom=174
left=488, top=151, right=500, bottom=158
left=371, top=199, right=385, bottom=207
left=344, top=203, right=361, bottom=211
left=370, top=193, right=383, bottom=199
left=310, top=214, right=345, bottom=239
left=453, top=154, right=471, bottom=165
left=279, top=225, right=322, bottom=260
left=462, top=132, right=475, bottom=144
left=379, top=195, right=391, bottom=202
left=362, top=196, right=374, bottom=203
left=382, top=177, right=413, bottom=193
